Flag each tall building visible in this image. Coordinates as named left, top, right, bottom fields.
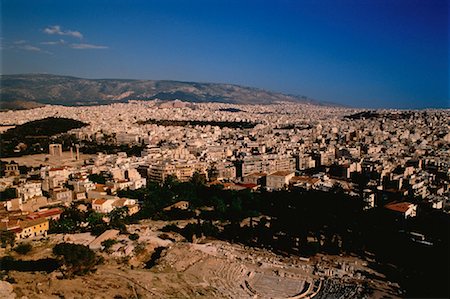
left=241, top=155, right=295, bottom=177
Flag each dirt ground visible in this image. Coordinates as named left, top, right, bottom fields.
left=1, top=152, right=96, bottom=168
left=1, top=232, right=401, bottom=299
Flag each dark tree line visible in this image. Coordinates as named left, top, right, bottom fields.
left=0, top=117, right=86, bottom=157
left=49, top=204, right=130, bottom=236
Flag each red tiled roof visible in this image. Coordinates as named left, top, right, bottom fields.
left=27, top=208, right=63, bottom=220
left=237, top=183, right=259, bottom=189
left=20, top=217, right=48, bottom=229
left=9, top=227, right=22, bottom=233
left=112, top=198, right=126, bottom=207
left=93, top=198, right=108, bottom=205
left=385, top=202, right=414, bottom=213
left=221, top=183, right=234, bottom=187
left=269, top=171, right=294, bottom=177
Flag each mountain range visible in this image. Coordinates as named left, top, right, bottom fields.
left=0, top=74, right=338, bottom=110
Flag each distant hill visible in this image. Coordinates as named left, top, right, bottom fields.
left=0, top=74, right=339, bottom=110
left=0, top=100, right=44, bottom=111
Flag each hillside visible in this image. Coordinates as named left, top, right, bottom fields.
left=0, top=74, right=337, bottom=109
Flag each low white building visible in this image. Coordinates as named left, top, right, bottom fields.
left=92, top=197, right=139, bottom=214
left=130, top=178, right=147, bottom=190
left=92, top=198, right=116, bottom=214
left=266, top=171, right=295, bottom=190
left=51, top=188, right=73, bottom=205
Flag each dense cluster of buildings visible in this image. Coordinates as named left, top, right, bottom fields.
left=0, top=150, right=145, bottom=241
left=1, top=101, right=449, bottom=239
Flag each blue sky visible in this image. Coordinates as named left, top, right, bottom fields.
left=1, top=0, right=448, bottom=108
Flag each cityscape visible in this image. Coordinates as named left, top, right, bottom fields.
left=1, top=1, right=449, bottom=299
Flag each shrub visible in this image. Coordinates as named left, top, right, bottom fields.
left=128, top=233, right=139, bottom=241
left=0, top=256, right=60, bottom=272
left=161, top=224, right=180, bottom=233
left=101, top=239, right=117, bottom=251
left=133, top=242, right=147, bottom=255
left=13, top=243, right=32, bottom=255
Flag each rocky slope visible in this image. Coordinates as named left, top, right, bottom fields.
left=1, top=74, right=337, bottom=109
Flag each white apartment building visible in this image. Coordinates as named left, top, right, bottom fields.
left=16, top=181, right=43, bottom=201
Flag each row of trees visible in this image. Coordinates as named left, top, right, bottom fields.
left=119, top=173, right=259, bottom=222
left=49, top=204, right=131, bottom=236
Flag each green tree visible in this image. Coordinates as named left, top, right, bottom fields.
left=0, top=230, right=16, bottom=248
left=229, top=197, right=243, bottom=222
left=109, top=206, right=129, bottom=232
left=53, top=243, right=99, bottom=276
left=190, top=171, right=206, bottom=186
left=86, top=211, right=104, bottom=227
left=88, top=173, right=106, bottom=184
left=0, top=188, right=17, bottom=201
left=49, top=204, right=87, bottom=234
left=86, top=211, right=108, bottom=236
left=163, top=174, right=179, bottom=190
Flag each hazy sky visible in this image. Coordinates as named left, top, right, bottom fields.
left=1, top=0, right=448, bottom=108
